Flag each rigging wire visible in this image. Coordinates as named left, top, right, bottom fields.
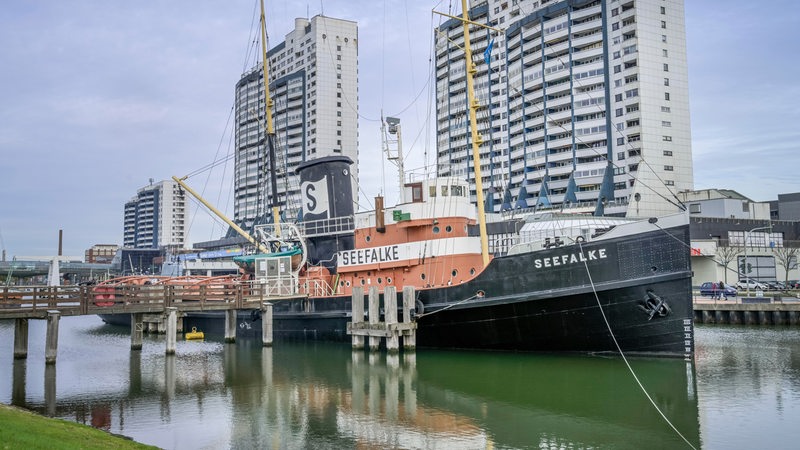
left=578, top=239, right=698, bottom=450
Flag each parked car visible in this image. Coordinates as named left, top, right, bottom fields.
left=699, top=282, right=737, bottom=298
left=771, top=281, right=790, bottom=291
left=787, top=280, right=800, bottom=289
left=735, top=279, right=768, bottom=290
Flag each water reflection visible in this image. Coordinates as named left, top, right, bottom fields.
left=0, top=317, right=702, bottom=449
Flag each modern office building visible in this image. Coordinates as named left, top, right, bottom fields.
left=434, top=0, right=692, bottom=217
left=123, top=180, right=187, bottom=249
left=233, top=15, right=358, bottom=231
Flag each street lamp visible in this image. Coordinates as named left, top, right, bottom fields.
left=742, top=225, right=771, bottom=298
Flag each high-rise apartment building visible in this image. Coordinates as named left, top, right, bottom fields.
left=435, top=0, right=692, bottom=217
left=233, top=15, right=358, bottom=231
left=123, top=180, right=187, bottom=248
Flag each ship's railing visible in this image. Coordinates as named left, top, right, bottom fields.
left=300, top=278, right=335, bottom=297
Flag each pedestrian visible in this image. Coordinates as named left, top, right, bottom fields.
left=719, top=281, right=726, bottom=300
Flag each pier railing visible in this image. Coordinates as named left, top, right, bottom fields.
left=0, top=283, right=303, bottom=320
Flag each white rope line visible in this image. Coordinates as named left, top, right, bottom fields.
left=415, top=293, right=480, bottom=319
left=578, top=240, right=697, bottom=449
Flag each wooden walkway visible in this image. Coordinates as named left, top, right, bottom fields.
left=2, top=283, right=298, bottom=365
left=0, top=284, right=302, bottom=320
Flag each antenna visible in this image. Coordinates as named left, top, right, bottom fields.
left=382, top=116, right=404, bottom=203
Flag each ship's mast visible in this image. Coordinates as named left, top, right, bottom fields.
left=382, top=116, right=405, bottom=204
left=435, top=2, right=499, bottom=267
left=259, top=0, right=281, bottom=236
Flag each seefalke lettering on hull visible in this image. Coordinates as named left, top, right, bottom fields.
left=339, top=246, right=400, bottom=267
left=533, top=248, right=607, bottom=269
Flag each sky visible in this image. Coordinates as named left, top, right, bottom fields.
left=0, top=0, right=798, bottom=258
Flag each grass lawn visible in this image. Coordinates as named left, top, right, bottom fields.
left=0, top=403, right=157, bottom=449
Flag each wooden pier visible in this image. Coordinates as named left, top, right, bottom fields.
left=347, top=286, right=417, bottom=353
left=1, top=283, right=292, bottom=363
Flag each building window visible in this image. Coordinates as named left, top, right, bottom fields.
left=664, top=77, right=670, bottom=86
left=663, top=136, right=672, bottom=142
left=617, top=137, right=625, bottom=145
left=663, top=63, right=669, bottom=72
left=612, top=22, right=619, bottom=31
left=661, top=20, right=667, bottom=29
left=663, top=49, right=669, bottom=57
left=663, top=150, right=673, bottom=156
left=665, top=180, right=674, bottom=186
left=662, top=106, right=671, bottom=113
left=661, top=6, right=666, bottom=14
left=665, top=92, right=671, bottom=101
left=616, top=108, right=623, bottom=117
left=664, top=165, right=673, bottom=171
left=618, top=151, right=625, bottom=160
left=662, top=34, right=668, bottom=43
left=662, top=121, right=672, bottom=127
left=689, top=203, right=701, bottom=214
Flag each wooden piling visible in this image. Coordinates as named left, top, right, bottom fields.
left=351, top=287, right=365, bottom=349
left=165, top=307, right=177, bottom=355
left=13, top=318, right=28, bottom=359
left=45, top=311, right=60, bottom=365
left=402, top=287, right=416, bottom=350
left=225, top=310, right=237, bottom=343
left=131, top=313, right=144, bottom=351
left=262, top=302, right=273, bottom=347
left=368, top=286, right=380, bottom=351
left=384, top=286, right=399, bottom=353
left=44, top=364, right=56, bottom=416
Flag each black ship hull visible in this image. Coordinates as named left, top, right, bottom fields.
left=101, top=219, right=692, bottom=357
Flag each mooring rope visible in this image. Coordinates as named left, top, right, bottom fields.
left=414, top=293, right=481, bottom=319
left=578, top=240, right=698, bottom=450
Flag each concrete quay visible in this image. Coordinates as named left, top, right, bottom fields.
left=693, top=296, right=800, bottom=326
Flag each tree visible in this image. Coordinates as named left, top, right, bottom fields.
left=773, top=246, right=799, bottom=284
left=715, top=244, right=741, bottom=284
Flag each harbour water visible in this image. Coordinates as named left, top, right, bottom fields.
left=0, top=317, right=798, bottom=449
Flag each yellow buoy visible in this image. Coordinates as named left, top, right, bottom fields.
left=185, top=326, right=205, bottom=340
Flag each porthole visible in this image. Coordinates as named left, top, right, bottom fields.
left=360, top=279, right=366, bottom=285
left=377, top=277, right=382, bottom=284
left=446, top=225, right=453, bottom=232
left=421, top=273, right=426, bottom=280
left=452, top=269, right=458, bottom=277
left=470, top=268, right=475, bottom=275
left=365, top=235, right=371, bottom=242
left=433, top=226, right=440, bottom=234
left=387, top=277, right=392, bottom=284
left=343, top=168, right=349, bottom=176
left=340, top=280, right=345, bottom=286
left=345, top=280, right=351, bottom=287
